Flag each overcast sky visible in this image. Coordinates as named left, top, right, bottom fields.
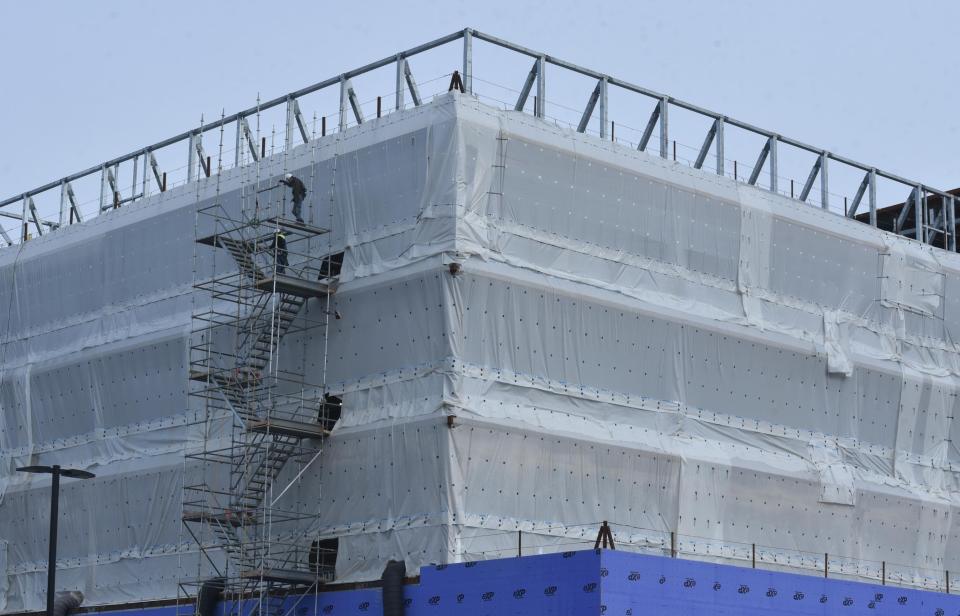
left=1, top=0, right=957, bottom=217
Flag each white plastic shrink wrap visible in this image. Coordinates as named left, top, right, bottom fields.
left=3, top=93, right=960, bottom=609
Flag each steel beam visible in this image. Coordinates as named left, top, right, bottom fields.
left=715, top=117, right=724, bottom=176
left=847, top=171, right=870, bottom=218
left=659, top=97, right=669, bottom=159
left=59, top=180, right=68, bottom=228
left=0, top=221, right=11, bottom=246
left=768, top=135, right=779, bottom=193
left=536, top=55, right=546, bottom=118
left=515, top=60, right=538, bottom=112
left=799, top=156, right=821, bottom=203
left=148, top=150, right=163, bottom=189
left=896, top=186, right=916, bottom=238
left=64, top=182, right=81, bottom=223
left=340, top=77, right=364, bottom=130
left=285, top=97, right=295, bottom=151
left=820, top=152, right=829, bottom=210
left=404, top=60, right=422, bottom=107
left=188, top=132, right=198, bottom=182
left=395, top=55, right=405, bottom=110
left=598, top=77, right=609, bottom=139
left=637, top=103, right=660, bottom=153
left=577, top=79, right=602, bottom=134
left=693, top=119, right=718, bottom=170
left=948, top=196, right=957, bottom=251
left=748, top=139, right=771, bottom=186
left=347, top=80, right=365, bottom=126
left=462, top=28, right=473, bottom=94
left=292, top=99, right=309, bottom=144
left=194, top=135, right=209, bottom=177
left=240, top=117, right=259, bottom=162
left=868, top=169, right=877, bottom=227
left=27, top=197, right=42, bottom=235
left=916, top=185, right=924, bottom=241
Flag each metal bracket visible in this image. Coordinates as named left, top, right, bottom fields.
left=748, top=135, right=778, bottom=190
left=895, top=185, right=923, bottom=238
left=694, top=117, right=724, bottom=175
left=798, top=156, right=822, bottom=203
left=27, top=197, right=43, bottom=235
left=515, top=59, right=539, bottom=112
left=577, top=79, right=603, bottom=134
left=59, top=180, right=82, bottom=226
left=404, top=61, right=422, bottom=107
left=99, top=166, right=119, bottom=211
left=339, top=78, right=364, bottom=132
left=462, top=28, right=473, bottom=94
left=240, top=117, right=259, bottom=162
left=286, top=98, right=310, bottom=148
left=637, top=103, right=661, bottom=153
left=148, top=150, right=164, bottom=190
left=195, top=135, right=210, bottom=178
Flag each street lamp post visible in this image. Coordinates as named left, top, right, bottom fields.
left=16, top=465, right=95, bottom=616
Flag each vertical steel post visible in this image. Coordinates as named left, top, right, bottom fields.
left=187, top=132, right=197, bottom=183
left=46, top=466, right=61, bottom=616
left=462, top=29, right=473, bottom=94
left=868, top=168, right=877, bottom=227
left=598, top=77, right=608, bottom=139
left=59, top=180, right=68, bottom=228
left=824, top=553, right=828, bottom=578
left=948, top=196, right=957, bottom=252
left=395, top=55, right=405, bottom=110
left=21, top=195, right=28, bottom=242
left=882, top=561, right=886, bottom=585
left=234, top=116, right=243, bottom=167
left=517, top=530, right=521, bottom=557
left=916, top=185, right=924, bottom=242
left=715, top=117, right=725, bottom=176
left=768, top=135, right=778, bottom=193
left=659, top=97, right=669, bottom=159
left=99, top=165, right=107, bottom=211
left=820, top=152, right=829, bottom=210
left=535, top=56, right=546, bottom=119
left=670, top=531, right=676, bottom=558
left=141, top=150, right=149, bottom=196
left=339, top=76, right=349, bottom=132
left=751, top=544, right=756, bottom=568
left=131, top=154, right=138, bottom=199
left=285, top=96, right=295, bottom=152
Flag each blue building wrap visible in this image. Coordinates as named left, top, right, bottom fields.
left=112, top=551, right=960, bottom=616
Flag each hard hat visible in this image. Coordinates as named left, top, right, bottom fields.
left=284, top=173, right=293, bottom=180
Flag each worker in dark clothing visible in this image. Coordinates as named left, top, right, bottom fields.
left=279, top=173, right=307, bottom=223
left=273, top=231, right=288, bottom=275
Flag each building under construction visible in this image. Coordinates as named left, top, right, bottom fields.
left=3, top=28, right=960, bottom=616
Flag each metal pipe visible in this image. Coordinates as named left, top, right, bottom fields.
left=47, top=466, right=61, bottom=616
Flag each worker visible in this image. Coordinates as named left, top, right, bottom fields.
left=273, top=230, right=288, bottom=275
left=279, top=173, right=307, bottom=223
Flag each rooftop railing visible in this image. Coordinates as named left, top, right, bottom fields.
left=1, top=28, right=955, bottom=251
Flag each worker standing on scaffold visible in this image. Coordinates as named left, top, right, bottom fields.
left=273, top=230, right=288, bottom=275
left=279, top=173, right=307, bottom=223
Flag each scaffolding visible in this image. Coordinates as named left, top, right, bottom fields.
left=178, top=166, right=343, bottom=616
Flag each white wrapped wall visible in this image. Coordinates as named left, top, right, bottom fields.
left=3, top=91, right=960, bottom=610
